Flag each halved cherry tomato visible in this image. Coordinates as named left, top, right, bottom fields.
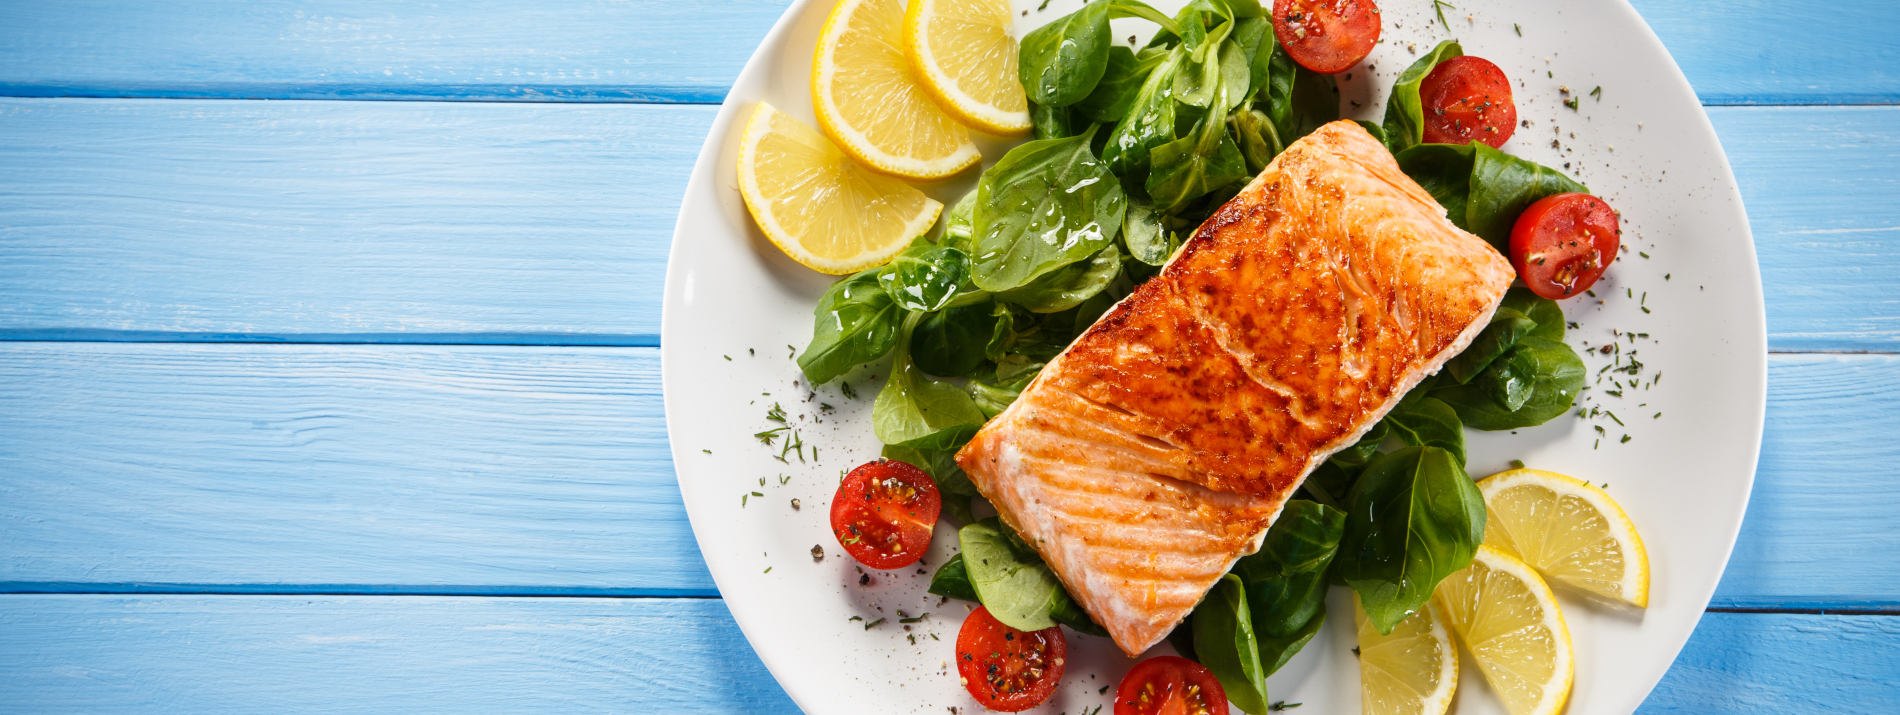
left=1114, top=656, right=1229, bottom=715
left=1509, top=192, right=1620, bottom=299
left=1420, top=55, right=1518, bottom=148
left=956, top=605, right=1067, bottom=712
left=1272, top=0, right=1382, bottom=74
left=829, top=459, right=939, bottom=570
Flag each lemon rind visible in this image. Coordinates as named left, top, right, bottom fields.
left=813, top=0, right=981, bottom=181
left=1479, top=468, right=1651, bottom=608
left=904, top=0, right=1033, bottom=138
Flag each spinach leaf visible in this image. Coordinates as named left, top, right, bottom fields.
left=879, top=238, right=971, bottom=313
left=1231, top=107, right=1278, bottom=174
left=1107, top=0, right=1184, bottom=33
left=1500, top=287, right=1566, bottom=341
left=961, top=518, right=1107, bottom=635
left=1336, top=446, right=1486, bottom=635
left=797, top=268, right=902, bottom=385
left=1122, top=184, right=1171, bottom=265
left=881, top=441, right=978, bottom=498
left=967, top=355, right=1043, bottom=418
left=1173, top=19, right=1238, bottom=109
left=911, top=302, right=995, bottom=377
left=1381, top=40, right=1463, bottom=154
left=1330, top=420, right=1390, bottom=468
left=996, top=243, right=1123, bottom=313
left=985, top=302, right=1043, bottom=361
left=1466, top=143, right=1590, bottom=251
left=1233, top=500, right=1345, bottom=637
left=1393, top=142, right=1474, bottom=229
left=1075, top=46, right=1165, bottom=123
left=1031, top=100, right=1080, bottom=140
left=928, top=553, right=981, bottom=602
left=1264, top=49, right=1337, bottom=148
left=1193, top=575, right=1271, bottom=715
left=940, top=188, right=978, bottom=252
left=1102, top=45, right=1186, bottom=180
left=1147, top=50, right=1249, bottom=215
left=1018, top=0, right=1113, bottom=107
left=872, top=313, right=987, bottom=450
left=971, top=128, right=1127, bottom=292
left=1444, top=309, right=1536, bottom=384
left=1433, top=337, right=1585, bottom=430
left=1261, top=607, right=1326, bottom=675
left=1383, top=396, right=1467, bottom=467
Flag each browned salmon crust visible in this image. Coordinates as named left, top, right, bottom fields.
left=956, top=121, right=1515, bottom=655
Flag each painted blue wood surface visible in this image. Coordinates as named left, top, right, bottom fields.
left=0, top=596, right=1889, bottom=714
left=3, top=343, right=1895, bottom=609
left=0, top=1, right=1891, bottom=105
left=3, top=100, right=1898, bottom=351
left=0, top=595, right=798, bottom=714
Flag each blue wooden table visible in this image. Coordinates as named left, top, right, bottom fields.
left=2, top=1, right=1896, bottom=712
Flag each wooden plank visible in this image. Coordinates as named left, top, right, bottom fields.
left=2, top=100, right=1898, bottom=350
left=0, top=99, right=709, bottom=344
left=2, top=343, right=1896, bottom=605
left=0, top=595, right=798, bottom=713
left=1639, top=612, right=1900, bottom=714
left=0, top=0, right=788, bottom=103
left=0, top=342, right=714, bottom=595
left=1710, top=106, right=1900, bottom=352
left=0, top=595, right=1891, bottom=713
left=0, top=1, right=1890, bottom=105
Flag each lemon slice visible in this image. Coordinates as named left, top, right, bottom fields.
left=813, top=0, right=981, bottom=180
left=1355, top=595, right=1458, bottom=715
left=1479, top=468, right=1650, bottom=607
left=904, top=0, right=1032, bottom=137
left=1433, top=545, right=1574, bottom=715
left=736, top=103, right=942, bottom=274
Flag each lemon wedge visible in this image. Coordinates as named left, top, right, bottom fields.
left=736, top=103, right=942, bottom=274
left=1433, top=545, right=1575, bottom=715
left=813, top=0, right=981, bottom=180
left=904, top=0, right=1032, bottom=137
left=1479, top=468, right=1650, bottom=608
left=1355, top=595, right=1458, bottom=715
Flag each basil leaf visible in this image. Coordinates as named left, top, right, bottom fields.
left=879, top=238, right=971, bottom=313
left=1337, top=446, right=1486, bottom=635
left=1018, top=0, right=1113, bottom=107
left=1500, top=287, right=1566, bottom=341
left=971, top=128, right=1127, bottom=292
left=1031, top=100, right=1080, bottom=140
left=1445, top=309, right=1535, bottom=384
left=961, top=518, right=1105, bottom=635
left=996, top=242, right=1123, bottom=313
left=1259, top=607, right=1326, bottom=675
left=911, top=302, right=996, bottom=377
left=1434, top=336, right=1586, bottom=430
left=1330, top=419, right=1389, bottom=468
left=873, top=313, right=987, bottom=449
left=1383, top=396, right=1467, bottom=467
left=1074, top=46, right=1165, bottom=123
left=1381, top=40, right=1463, bottom=154
left=797, top=268, right=902, bottom=385
left=1466, top=143, right=1590, bottom=251
left=1193, top=575, right=1271, bottom=715
left=1264, top=47, right=1337, bottom=148
left=1102, top=45, right=1186, bottom=180
left=928, top=553, right=981, bottom=602
left=1233, top=500, right=1345, bottom=638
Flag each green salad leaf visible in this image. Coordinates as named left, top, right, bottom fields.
left=872, top=313, right=987, bottom=450
left=1193, top=574, right=1271, bottom=715
left=1395, top=142, right=1589, bottom=252
left=1336, top=446, right=1486, bottom=635
left=1501, top=287, right=1567, bottom=341
left=996, top=242, right=1123, bottom=313
left=878, top=238, right=972, bottom=313
left=1444, top=309, right=1537, bottom=384
left=1233, top=500, right=1345, bottom=638
left=797, top=268, right=902, bottom=385
left=927, top=553, right=981, bottom=602
left=971, top=128, right=1127, bottom=292
left=967, top=356, right=1043, bottom=418
left=1102, top=44, right=1185, bottom=180
left=1074, top=46, right=1166, bottom=123
left=910, top=302, right=995, bottom=377
left=1383, top=396, right=1467, bottom=467
left=1030, top=100, right=1080, bottom=141
left=1381, top=40, right=1463, bottom=154
left=1018, top=0, right=1114, bottom=107
left=960, top=518, right=1107, bottom=636
left=1433, top=336, right=1586, bottom=430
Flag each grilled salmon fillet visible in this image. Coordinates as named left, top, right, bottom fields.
left=955, top=120, right=1515, bottom=655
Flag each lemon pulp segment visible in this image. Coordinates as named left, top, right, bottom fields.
left=1433, top=545, right=1574, bottom=715
left=813, top=0, right=980, bottom=179
left=1480, top=468, right=1650, bottom=607
left=905, top=0, right=1031, bottom=136
left=1355, top=596, right=1458, bottom=715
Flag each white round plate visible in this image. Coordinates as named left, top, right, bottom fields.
left=662, top=1, right=1765, bottom=713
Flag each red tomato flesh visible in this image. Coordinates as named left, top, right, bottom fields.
left=829, top=459, right=939, bottom=570
left=1272, top=0, right=1382, bottom=74
left=1510, top=192, right=1620, bottom=300
left=1114, top=656, right=1230, bottom=715
left=1420, top=55, right=1518, bottom=148
left=956, top=606, right=1067, bottom=712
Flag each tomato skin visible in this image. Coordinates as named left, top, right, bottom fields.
left=1510, top=193, right=1620, bottom=300
left=829, top=459, right=940, bottom=570
left=1113, top=656, right=1230, bottom=715
left=1420, top=55, right=1518, bottom=148
left=955, top=606, right=1068, bottom=712
left=1272, top=0, right=1382, bottom=74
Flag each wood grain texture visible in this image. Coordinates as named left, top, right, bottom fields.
left=0, top=0, right=788, bottom=103
left=1711, top=106, right=1900, bottom=352
left=0, top=99, right=707, bottom=344
left=0, top=595, right=797, bottom=713
left=0, top=1, right=1889, bottom=105
left=0, top=596, right=1890, bottom=713
left=3, top=100, right=1898, bottom=351
left=1638, top=612, right=1900, bottom=714
left=0, top=342, right=715, bottom=595
left=3, top=343, right=1895, bottom=607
